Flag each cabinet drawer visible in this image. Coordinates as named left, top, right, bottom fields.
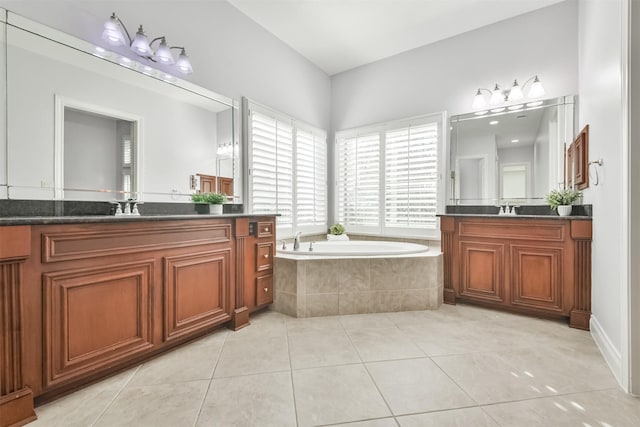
left=256, top=242, right=274, bottom=272
left=256, top=275, right=273, bottom=306
left=257, top=221, right=275, bottom=238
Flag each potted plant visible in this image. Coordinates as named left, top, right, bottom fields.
left=192, top=192, right=227, bottom=215
left=328, top=223, right=348, bottom=241
left=545, top=188, right=581, bottom=216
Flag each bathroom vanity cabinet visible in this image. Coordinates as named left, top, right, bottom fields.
left=0, top=214, right=276, bottom=426
left=440, top=215, right=592, bottom=329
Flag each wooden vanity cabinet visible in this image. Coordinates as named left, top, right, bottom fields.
left=441, top=216, right=592, bottom=329
left=0, top=215, right=277, bottom=425
left=243, top=219, right=276, bottom=313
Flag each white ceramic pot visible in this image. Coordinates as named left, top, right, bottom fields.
left=557, top=205, right=572, bottom=216
left=209, top=204, right=223, bottom=215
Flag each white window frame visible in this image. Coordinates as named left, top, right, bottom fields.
left=335, top=112, right=447, bottom=240
left=247, top=101, right=328, bottom=239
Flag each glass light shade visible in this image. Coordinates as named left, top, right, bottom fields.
left=472, top=89, right=486, bottom=109
left=130, top=25, right=152, bottom=56
left=102, top=15, right=126, bottom=46
left=155, top=38, right=175, bottom=64
left=490, top=84, right=503, bottom=104
left=508, top=80, right=524, bottom=101
left=176, top=49, right=193, bottom=74
left=528, top=76, right=545, bottom=98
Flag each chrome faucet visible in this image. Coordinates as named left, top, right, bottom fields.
left=293, top=231, right=302, bottom=251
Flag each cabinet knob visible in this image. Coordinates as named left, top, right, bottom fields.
left=264, top=287, right=269, bottom=292
left=263, top=254, right=269, bottom=258
left=264, top=227, right=269, bottom=232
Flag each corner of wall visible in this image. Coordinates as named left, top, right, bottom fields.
left=591, top=314, right=628, bottom=391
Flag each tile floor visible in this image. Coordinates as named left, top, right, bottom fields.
left=31, top=304, right=640, bottom=426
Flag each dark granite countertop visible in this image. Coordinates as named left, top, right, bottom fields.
left=0, top=213, right=279, bottom=226
left=442, top=204, right=592, bottom=219
left=438, top=213, right=592, bottom=220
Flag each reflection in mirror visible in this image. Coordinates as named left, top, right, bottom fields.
left=3, top=11, right=241, bottom=204
left=59, top=100, right=140, bottom=201
left=449, top=96, right=574, bottom=205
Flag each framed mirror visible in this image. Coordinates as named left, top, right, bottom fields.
left=2, top=11, right=241, bottom=204
left=449, top=96, right=575, bottom=205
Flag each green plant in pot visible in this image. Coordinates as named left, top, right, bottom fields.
left=191, top=192, right=226, bottom=215
left=328, top=223, right=348, bottom=240
left=545, top=188, right=581, bottom=217
left=330, top=223, right=345, bottom=235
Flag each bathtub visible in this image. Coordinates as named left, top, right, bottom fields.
left=277, top=240, right=430, bottom=257
left=274, top=240, right=443, bottom=317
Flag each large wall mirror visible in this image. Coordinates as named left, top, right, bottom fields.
left=1, top=11, right=241, bottom=203
left=449, top=96, right=574, bottom=205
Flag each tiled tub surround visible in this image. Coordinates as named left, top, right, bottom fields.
left=274, top=250, right=443, bottom=317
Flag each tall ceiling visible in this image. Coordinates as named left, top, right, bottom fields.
left=228, top=0, right=565, bottom=75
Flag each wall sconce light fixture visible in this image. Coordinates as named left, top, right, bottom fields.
left=217, top=141, right=239, bottom=158
left=102, top=13, right=193, bottom=74
left=472, top=75, right=544, bottom=109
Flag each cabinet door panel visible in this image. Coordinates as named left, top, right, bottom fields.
left=460, top=241, right=504, bottom=302
left=256, top=275, right=273, bottom=306
left=511, top=245, right=563, bottom=311
left=44, top=261, right=154, bottom=387
left=164, top=249, right=232, bottom=341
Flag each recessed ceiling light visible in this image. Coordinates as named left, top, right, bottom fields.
left=489, top=120, right=499, bottom=125
left=511, top=139, right=519, bottom=143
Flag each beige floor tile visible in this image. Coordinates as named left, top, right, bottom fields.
left=196, top=371, right=296, bottom=427
left=330, top=418, right=399, bottom=427
left=226, top=309, right=287, bottom=341
left=32, top=388, right=119, bottom=427
left=397, top=407, right=499, bottom=426
left=432, top=351, right=552, bottom=404
left=94, top=380, right=208, bottom=427
left=286, top=315, right=343, bottom=335
left=433, top=344, right=617, bottom=405
left=482, top=388, right=640, bottom=426
left=347, top=327, right=425, bottom=362
left=289, top=330, right=361, bottom=369
left=129, top=331, right=226, bottom=386
left=214, top=335, right=290, bottom=378
left=293, top=364, right=391, bottom=427
left=366, top=358, right=475, bottom=415
left=339, top=313, right=397, bottom=330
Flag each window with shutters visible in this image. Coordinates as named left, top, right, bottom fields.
left=248, top=102, right=327, bottom=238
left=335, top=113, right=443, bottom=238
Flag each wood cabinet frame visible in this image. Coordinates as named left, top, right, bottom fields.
left=0, top=216, right=276, bottom=426
left=441, top=216, right=592, bottom=329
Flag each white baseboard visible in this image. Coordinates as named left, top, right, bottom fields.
left=591, top=315, right=625, bottom=389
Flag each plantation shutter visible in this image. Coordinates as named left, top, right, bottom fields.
left=296, top=126, right=327, bottom=229
left=384, top=121, right=439, bottom=229
left=336, top=132, right=380, bottom=229
left=249, top=110, right=293, bottom=228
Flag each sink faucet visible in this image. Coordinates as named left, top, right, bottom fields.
left=293, top=231, right=302, bottom=251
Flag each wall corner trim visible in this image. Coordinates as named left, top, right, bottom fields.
left=591, top=314, right=627, bottom=391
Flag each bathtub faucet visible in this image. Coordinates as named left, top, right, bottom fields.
left=293, top=231, right=302, bottom=251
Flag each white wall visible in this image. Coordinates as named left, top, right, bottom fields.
left=578, top=0, right=629, bottom=390
left=329, top=0, right=578, bottom=220
left=0, top=0, right=331, bottom=131
left=331, top=1, right=578, bottom=130
left=631, top=0, right=640, bottom=395
left=0, top=15, right=5, bottom=197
